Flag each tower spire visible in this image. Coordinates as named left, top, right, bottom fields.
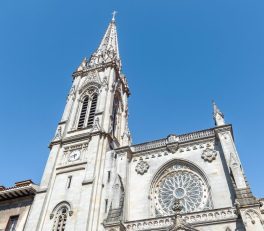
left=88, top=14, right=121, bottom=69
left=212, top=100, right=225, bottom=126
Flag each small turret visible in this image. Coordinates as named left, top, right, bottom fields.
left=212, top=100, right=225, bottom=126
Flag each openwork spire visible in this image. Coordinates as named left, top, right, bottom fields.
left=88, top=13, right=121, bottom=69
left=212, top=100, right=225, bottom=126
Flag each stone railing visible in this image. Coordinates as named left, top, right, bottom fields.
left=132, top=129, right=215, bottom=153
left=132, top=139, right=168, bottom=152
left=178, top=129, right=215, bottom=142
left=125, top=208, right=237, bottom=230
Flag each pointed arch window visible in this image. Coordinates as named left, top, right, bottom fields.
left=87, top=94, right=98, bottom=126
left=77, top=96, right=89, bottom=129
left=112, top=95, right=120, bottom=136
left=52, top=206, right=68, bottom=231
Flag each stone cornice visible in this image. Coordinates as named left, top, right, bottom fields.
left=115, top=146, right=133, bottom=160
left=214, top=124, right=234, bottom=139
left=72, top=60, right=120, bottom=78
left=49, top=130, right=111, bottom=148
left=0, top=183, right=38, bottom=201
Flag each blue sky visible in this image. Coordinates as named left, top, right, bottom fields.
left=0, top=0, right=263, bottom=197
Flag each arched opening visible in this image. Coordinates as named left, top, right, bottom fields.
left=87, top=93, right=98, bottom=126
left=77, top=96, right=89, bottom=129
left=52, top=206, right=68, bottom=231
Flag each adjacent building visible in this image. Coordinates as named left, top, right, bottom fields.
left=0, top=180, right=37, bottom=231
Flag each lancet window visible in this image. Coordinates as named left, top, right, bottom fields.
left=87, top=93, right=98, bottom=126
left=112, top=94, right=120, bottom=137
left=77, top=96, right=89, bottom=128
left=77, top=93, right=98, bottom=129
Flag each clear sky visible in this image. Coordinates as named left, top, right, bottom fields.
left=0, top=0, right=263, bottom=197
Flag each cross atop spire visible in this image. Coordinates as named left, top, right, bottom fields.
left=212, top=100, right=225, bottom=126
left=112, top=10, right=117, bottom=21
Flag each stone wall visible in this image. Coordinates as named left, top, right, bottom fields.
left=0, top=196, right=33, bottom=231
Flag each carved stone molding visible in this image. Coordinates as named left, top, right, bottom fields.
left=201, top=148, right=217, bottom=162
left=91, top=117, right=101, bottom=132
left=53, top=126, right=62, bottom=141
left=125, top=208, right=237, bottom=230
left=135, top=161, right=149, bottom=175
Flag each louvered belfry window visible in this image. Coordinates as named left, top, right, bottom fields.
left=77, top=96, right=89, bottom=129
left=87, top=94, right=98, bottom=126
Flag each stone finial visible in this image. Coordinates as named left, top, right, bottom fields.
left=212, top=100, right=225, bottom=126
left=112, top=10, right=117, bottom=21
left=77, top=57, right=87, bottom=72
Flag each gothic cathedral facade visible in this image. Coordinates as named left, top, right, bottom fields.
left=19, top=16, right=264, bottom=231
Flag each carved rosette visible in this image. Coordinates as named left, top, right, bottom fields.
left=201, top=148, right=217, bottom=162
left=135, top=161, right=149, bottom=175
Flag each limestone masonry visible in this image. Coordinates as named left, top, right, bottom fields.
left=1, top=15, right=263, bottom=231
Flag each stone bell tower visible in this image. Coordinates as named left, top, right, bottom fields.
left=24, top=14, right=131, bottom=231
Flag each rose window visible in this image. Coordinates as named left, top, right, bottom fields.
left=152, top=163, right=210, bottom=215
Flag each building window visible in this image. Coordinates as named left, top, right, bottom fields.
left=77, top=96, right=89, bottom=129
left=67, top=176, right=72, bottom=189
left=107, top=171, right=111, bottom=183
left=5, top=215, right=19, bottom=231
left=53, top=206, right=68, bottom=231
left=112, top=95, right=120, bottom=136
left=87, top=94, right=98, bottom=126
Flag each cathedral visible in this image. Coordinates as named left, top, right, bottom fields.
left=0, top=15, right=264, bottom=231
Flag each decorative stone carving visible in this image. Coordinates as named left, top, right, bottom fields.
left=50, top=213, right=54, bottom=219
left=135, top=161, right=149, bottom=175
left=201, top=148, right=217, bottom=162
left=67, top=85, right=76, bottom=100
left=244, top=209, right=263, bottom=227
left=91, top=117, right=101, bottom=132
left=102, top=76, right=109, bottom=91
left=168, top=199, right=197, bottom=231
left=167, top=144, right=179, bottom=154
left=53, top=126, right=62, bottom=141
left=167, top=134, right=178, bottom=143
left=125, top=208, right=237, bottom=230
left=151, top=161, right=212, bottom=216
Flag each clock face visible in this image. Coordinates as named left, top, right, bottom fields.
left=68, top=150, right=81, bottom=162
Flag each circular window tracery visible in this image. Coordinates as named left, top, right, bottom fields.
left=152, top=162, right=210, bottom=215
